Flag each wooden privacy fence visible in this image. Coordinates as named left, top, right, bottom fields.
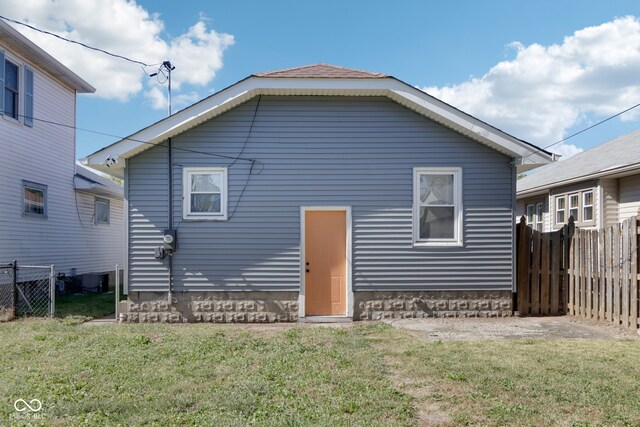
left=516, top=218, right=572, bottom=316
left=516, top=213, right=640, bottom=331
left=568, top=216, right=638, bottom=330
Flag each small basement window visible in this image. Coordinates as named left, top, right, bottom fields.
left=94, top=197, right=110, bottom=224
left=183, top=167, right=227, bottom=220
left=413, top=167, right=462, bottom=246
left=23, top=181, right=47, bottom=217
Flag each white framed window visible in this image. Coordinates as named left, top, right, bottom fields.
left=568, top=193, right=579, bottom=222
left=526, top=204, right=535, bottom=225
left=183, top=167, right=227, bottom=220
left=555, top=195, right=566, bottom=225
left=413, top=167, right=463, bottom=246
left=4, top=59, right=19, bottom=120
left=22, top=180, right=47, bottom=217
left=94, top=197, right=110, bottom=224
left=1, top=50, right=34, bottom=126
left=583, top=191, right=594, bottom=222
left=535, top=202, right=544, bottom=232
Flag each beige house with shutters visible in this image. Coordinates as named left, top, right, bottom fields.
left=517, top=129, right=640, bottom=232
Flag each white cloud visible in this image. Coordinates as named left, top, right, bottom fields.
left=423, top=16, right=640, bottom=159
left=2, top=0, right=234, bottom=106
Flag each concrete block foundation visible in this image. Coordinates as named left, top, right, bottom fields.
left=120, top=290, right=513, bottom=323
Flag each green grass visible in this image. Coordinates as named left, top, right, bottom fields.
left=0, top=321, right=638, bottom=426
left=55, top=292, right=119, bottom=320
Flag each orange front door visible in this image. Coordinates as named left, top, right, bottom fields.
left=305, top=210, right=347, bottom=316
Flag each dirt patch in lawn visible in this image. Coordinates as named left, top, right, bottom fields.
left=385, top=315, right=638, bottom=341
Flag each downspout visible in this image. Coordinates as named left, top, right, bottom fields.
left=167, top=137, right=173, bottom=305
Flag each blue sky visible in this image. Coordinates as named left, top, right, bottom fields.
left=5, top=1, right=640, bottom=159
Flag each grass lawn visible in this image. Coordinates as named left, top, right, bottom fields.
left=55, top=292, right=120, bottom=320
left=0, top=321, right=638, bottom=426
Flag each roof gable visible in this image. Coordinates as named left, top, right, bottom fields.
left=83, top=64, right=554, bottom=178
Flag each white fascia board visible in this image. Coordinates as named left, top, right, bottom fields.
left=74, top=176, right=123, bottom=198
left=84, top=76, right=553, bottom=174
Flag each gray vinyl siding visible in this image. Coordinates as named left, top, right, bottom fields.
left=127, top=96, right=515, bottom=292
left=619, top=174, right=640, bottom=221
left=599, top=177, right=618, bottom=227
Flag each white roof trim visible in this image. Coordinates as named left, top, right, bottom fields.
left=0, top=20, right=94, bottom=93
left=83, top=76, right=553, bottom=177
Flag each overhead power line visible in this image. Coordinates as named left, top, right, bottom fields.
left=0, top=14, right=155, bottom=67
left=524, top=102, right=640, bottom=161
left=12, top=112, right=264, bottom=173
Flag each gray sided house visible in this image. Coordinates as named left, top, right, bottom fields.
left=85, top=64, right=553, bottom=322
left=517, top=130, right=640, bottom=232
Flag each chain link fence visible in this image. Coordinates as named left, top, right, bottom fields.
left=0, top=261, right=54, bottom=322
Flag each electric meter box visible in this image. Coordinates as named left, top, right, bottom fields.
left=163, top=229, right=177, bottom=252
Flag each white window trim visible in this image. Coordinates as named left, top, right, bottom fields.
left=413, top=167, right=463, bottom=247
left=568, top=193, right=580, bottom=222
left=3, top=55, right=20, bottom=124
left=583, top=190, right=594, bottom=222
left=182, top=167, right=228, bottom=220
left=94, top=197, right=110, bottom=225
left=535, top=202, right=543, bottom=231
left=555, top=195, right=566, bottom=226
left=22, top=180, right=47, bottom=218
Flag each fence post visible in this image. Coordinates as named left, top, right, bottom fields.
left=115, top=264, right=120, bottom=321
left=564, top=217, right=575, bottom=313
left=12, top=259, right=17, bottom=319
left=49, top=265, right=55, bottom=318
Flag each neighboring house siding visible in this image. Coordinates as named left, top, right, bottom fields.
left=0, top=44, right=123, bottom=274
left=127, top=96, right=514, bottom=293
left=619, top=174, right=640, bottom=221
left=600, top=177, right=619, bottom=227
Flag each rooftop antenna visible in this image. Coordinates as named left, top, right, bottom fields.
left=149, top=60, right=176, bottom=116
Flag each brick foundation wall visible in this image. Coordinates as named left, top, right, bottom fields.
left=354, top=291, right=513, bottom=320
left=120, top=291, right=298, bottom=323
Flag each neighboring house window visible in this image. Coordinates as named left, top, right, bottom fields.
left=526, top=204, right=535, bottom=225
left=0, top=50, right=34, bottom=126
left=183, top=167, right=227, bottom=220
left=4, top=59, right=18, bottom=119
left=568, top=193, right=579, bottom=221
left=94, top=197, right=110, bottom=224
left=555, top=196, right=566, bottom=225
left=525, top=202, right=544, bottom=231
left=22, top=181, right=47, bottom=217
left=554, top=189, right=595, bottom=227
left=535, top=202, right=543, bottom=232
left=583, top=191, right=594, bottom=222
left=413, top=167, right=462, bottom=246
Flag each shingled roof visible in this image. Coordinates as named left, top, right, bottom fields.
left=518, top=129, right=640, bottom=195
left=253, top=63, right=387, bottom=79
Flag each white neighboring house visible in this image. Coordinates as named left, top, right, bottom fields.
left=517, top=129, right=640, bottom=232
left=0, top=19, right=124, bottom=285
